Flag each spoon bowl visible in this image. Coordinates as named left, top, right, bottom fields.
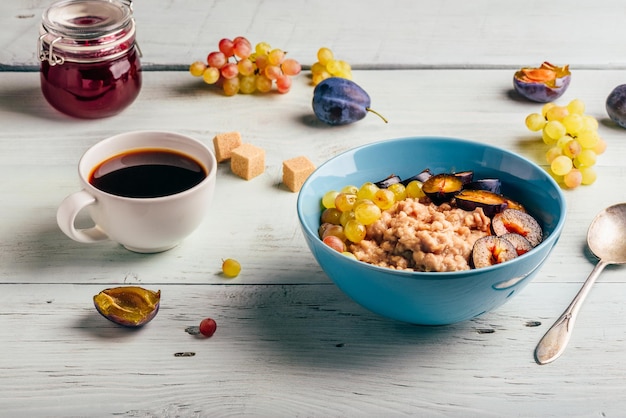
left=535, top=202, right=626, bottom=365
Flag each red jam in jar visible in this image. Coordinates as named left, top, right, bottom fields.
left=38, top=0, right=142, bottom=119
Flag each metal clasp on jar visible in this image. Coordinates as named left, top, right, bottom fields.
left=38, top=34, right=65, bottom=66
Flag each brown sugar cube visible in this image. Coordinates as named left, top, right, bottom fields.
left=213, top=131, right=242, bottom=162
left=282, top=156, right=316, bottom=192
left=230, top=143, right=265, bottom=180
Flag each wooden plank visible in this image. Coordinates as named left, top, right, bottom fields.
left=2, top=0, right=626, bottom=69
left=0, top=282, right=625, bottom=416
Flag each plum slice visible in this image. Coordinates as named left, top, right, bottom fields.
left=471, top=235, right=518, bottom=269
left=401, top=168, right=433, bottom=185
left=500, top=233, right=533, bottom=256
left=492, top=209, right=543, bottom=247
left=454, top=189, right=508, bottom=217
left=453, top=170, right=474, bottom=185
left=421, top=173, right=464, bottom=204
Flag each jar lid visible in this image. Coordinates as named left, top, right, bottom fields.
left=42, top=0, right=132, bottom=40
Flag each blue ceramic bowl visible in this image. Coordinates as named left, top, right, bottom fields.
left=297, top=137, right=566, bottom=325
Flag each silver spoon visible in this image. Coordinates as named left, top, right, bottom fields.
left=535, top=203, right=626, bottom=365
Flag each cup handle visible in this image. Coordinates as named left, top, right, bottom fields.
left=57, top=190, right=109, bottom=243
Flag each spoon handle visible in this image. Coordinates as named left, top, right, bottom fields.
left=534, top=260, right=609, bottom=365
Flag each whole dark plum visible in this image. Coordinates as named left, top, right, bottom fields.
left=312, top=77, right=387, bottom=125
left=606, top=84, right=626, bottom=128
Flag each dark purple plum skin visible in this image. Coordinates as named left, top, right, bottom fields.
left=465, top=178, right=501, bottom=194
left=312, top=78, right=371, bottom=125
left=401, top=168, right=433, bottom=185
left=513, top=75, right=570, bottom=103
left=606, top=84, right=626, bottom=128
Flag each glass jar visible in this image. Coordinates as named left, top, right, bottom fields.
left=38, top=0, right=142, bottom=119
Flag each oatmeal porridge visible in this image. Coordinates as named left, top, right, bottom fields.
left=348, top=198, right=491, bottom=272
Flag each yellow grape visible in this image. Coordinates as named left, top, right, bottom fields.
left=545, top=106, right=568, bottom=122
left=551, top=155, right=573, bottom=176
left=239, top=75, right=257, bottom=94
left=562, top=139, right=582, bottom=159
left=543, top=120, right=566, bottom=141
left=575, top=149, right=597, bottom=167
left=222, top=258, right=241, bottom=278
left=405, top=180, right=425, bottom=198
left=202, top=67, right=220, bottom=84
left=321, top=208, right=342, bottom=225
left=322, top=190, right=339, bottom=208
left=580, top=166, right=597, bottom=185
left=256, top=75, right=273, bottom=93
left=335, top=193, right=357, bottom=212
left=387, top=183, right=407, bottom=202
left=344, top=220, right=366, bottom=243
left=545, top=146, right=563, bottom=164
left=357, top=182, right=379, bottom=200
left=562, top=113, right=584, bottom=135
left=237, top=58, right=255, bottom=76
left=255, top=42, right=272, bottom=56
left=567, top=98, right=585, bottom=115
left=317, top=47, right=334, bottom=65
left=189, top=61, right=207, bottom=77
left=373, top=189, right=395, bottom=210
left=268, top=48, right=285, bottom=65
left=312, top=71, right=331, bottom=86
left=311, top=62, right=326, bottom=75
left=341, top=185, right=359, bottom=194
left=525, top=113, right=546, bottom=131
left=541, top=102, right=556, bottom=117
left=339, top=210, right=355, bottom=227
left=583, top=115, right=599, bottom=131
left=593, top=137, right=607, bottom=155
left=577, top=129, right=599, bottom=149
left=354, top=200, right=382, bottom=225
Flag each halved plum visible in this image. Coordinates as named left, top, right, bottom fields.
left=421, top=173, right=464, bottom=204
left=454, top=189, right=508, bottom=217
left=465, top=178, right=501, bottom=194
left=471, top=235, right=518, bottom=269
left=499, top=233, right=533, bottom=256
left=492, top=209, right=543, bottom=247
left=513, top=62, right=571, bottom=103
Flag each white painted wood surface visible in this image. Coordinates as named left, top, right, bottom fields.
left=3, top=0, right=626, bottom=69
left=2, top=1, right=626, bottom=416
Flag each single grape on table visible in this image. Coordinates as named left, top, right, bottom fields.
left=524, top=98, right=606, bottom=189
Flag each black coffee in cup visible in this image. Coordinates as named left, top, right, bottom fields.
left=89, top=148, right=207, bottom=198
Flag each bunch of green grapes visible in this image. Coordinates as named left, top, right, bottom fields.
left=189, top=37, right=302, bottom=96
left=318, top=180, right=425, bottom=254
left=525, top=99, right=606, bottom=188
left=311, top=47, right=352, bottom=86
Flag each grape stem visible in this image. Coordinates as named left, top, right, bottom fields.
left=366, top=108, right=388, bottom=123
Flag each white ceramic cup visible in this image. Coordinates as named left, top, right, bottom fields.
left=57, top=130, right=217, bottom=253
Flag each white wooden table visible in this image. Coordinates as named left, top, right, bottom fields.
left=2, top=1, right=626, bottom=416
